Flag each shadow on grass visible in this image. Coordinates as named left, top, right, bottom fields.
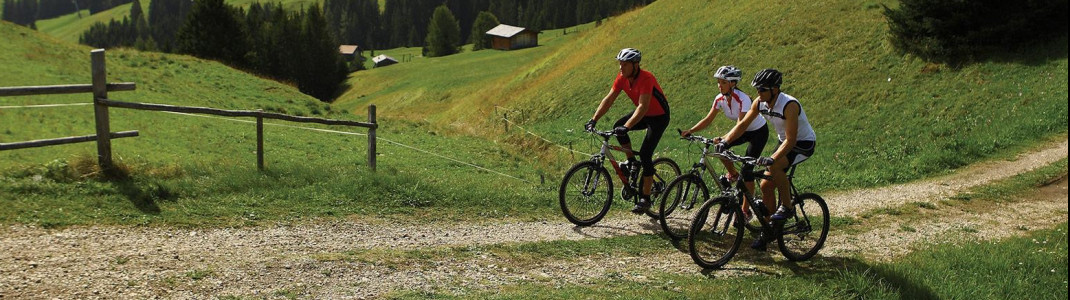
left=782, top=255, right=941, bottom=299
left=104, top=171, right=178, bottom=215
left=943, top=35, right=1068, bottom=69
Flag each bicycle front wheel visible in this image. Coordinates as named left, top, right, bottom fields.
left=688, top=196, right=744, bottom=269
left=658, top=174, right=708, bottom=240
left=645, top=157, right=681, bottom=219
left=559, top=161, right=614, bottom=226
left=777, top=193, right=830, bottom=261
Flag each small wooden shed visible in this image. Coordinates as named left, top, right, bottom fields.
left=485, top=24, right=539, bottom=50
left=339, top=45, right=361, bottom=61
left=372, top=54, right=398, bottom=68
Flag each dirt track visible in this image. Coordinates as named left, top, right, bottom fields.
left=1, top=140, right=1066, bottom=299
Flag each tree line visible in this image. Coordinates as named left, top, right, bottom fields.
left=81, top=0, right=346, bottom=101
left=2, top=0, right=131, bottom=27
left=326, top=0, right=656, bottom=51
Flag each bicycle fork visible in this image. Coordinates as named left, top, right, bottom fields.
left=580, top=168, right=602, bottom=197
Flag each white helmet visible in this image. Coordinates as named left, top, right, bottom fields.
left=713, top=65, right=742, bottom=82
left=615, top=48, right=642, bottom=63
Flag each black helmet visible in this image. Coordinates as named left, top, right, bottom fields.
left=751, top=68, right=782, bottom=89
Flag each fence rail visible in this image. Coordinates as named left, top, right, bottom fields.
left=0, top=83, right=136, bottom=97
left=1, top=49, right=378, bottom=172
left=97, top=99, right=376, bottom=128
left=0, top=131, right=139, bottom=151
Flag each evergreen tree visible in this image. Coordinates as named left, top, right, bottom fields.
left=129, top=0, right=143, bottom=21
left=37, top=0, right=80, bottom=20
left=3, top=0, right=39, bottom=28
left=299, top=3, right=347, bottom=101
left=148, top=0, right=192, bottom=52
left=468, top=11, right=498, bottom=51
left=424, top=4, right=461, bottom=57
left=175, top=0, right=249, bottom=66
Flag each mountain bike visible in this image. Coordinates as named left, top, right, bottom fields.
left=688, top=148, right=829, bottom=269
left=559, top=129, right=680, bottom=226
left=656, top=132, right=743, bottom=241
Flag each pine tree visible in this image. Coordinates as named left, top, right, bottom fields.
left=299, top=3, right=347, bottom=101
left=175, top=0, right=249, bottom=66
left=424, top=4, right=461, bottom=57
left=149, top=0, right=192, bottom=52
left=469, top=11, right=498, bottom=51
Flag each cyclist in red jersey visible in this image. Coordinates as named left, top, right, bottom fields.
left=585, top=48, right=671, bottom=214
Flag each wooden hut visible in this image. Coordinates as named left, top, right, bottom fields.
left=485, top=24, right=539, bottom=50
left=372, top=55, right=398, bottom=68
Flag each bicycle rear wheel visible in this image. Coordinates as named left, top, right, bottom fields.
left=645, top=157, right=681, bottom=218
left=658, top=174, right=708, bottom=240
left=559, top=161, right=614, bottom=226
left=688, top=196, right=744, bottom=269
left=777, top=193, right=830, bottom=261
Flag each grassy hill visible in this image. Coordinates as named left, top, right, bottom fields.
left=2, top=0, right=1067, bottom=228
left=336, top=0, right=1068, bottom=191
left=1, top=21, right=544, bottom=227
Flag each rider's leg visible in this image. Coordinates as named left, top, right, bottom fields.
left=739, top=126, right=768, bottom=218
left=612, top=115, right=637, bottom=160
left=759, top=170, right=777, bottom=218
left=740, top=125, right=768, bottom=201
left=637, top=114, right=668, bottom=197
left=769, top=156, right=791, bottom=210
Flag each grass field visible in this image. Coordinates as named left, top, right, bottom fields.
left=3, top=0, right=1068, bottom=229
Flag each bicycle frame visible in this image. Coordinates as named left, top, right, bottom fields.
left=713, top=150, right=800, bottom=233
left=588, top=130, right=640, bottom=188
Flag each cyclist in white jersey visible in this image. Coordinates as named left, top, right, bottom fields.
left=681, top=66, right=769, bottom=218
left=718, top=69, right=817, bottom=250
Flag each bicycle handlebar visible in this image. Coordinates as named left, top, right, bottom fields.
left=712, top=149, right=759, bottom=165
left=676, top=128, right=719, bottom=144
left=587, top=128, right=623, bottom=138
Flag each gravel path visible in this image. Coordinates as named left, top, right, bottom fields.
left=1, top=139, right=1066, bottom=299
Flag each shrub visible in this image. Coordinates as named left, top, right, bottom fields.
left=884, top=0, right=1068, bottom=64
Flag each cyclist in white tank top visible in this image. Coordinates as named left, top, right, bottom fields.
left=717, top=69, right=817, bottom=250
left=759, top=92, right=816, bottom=144
left=682, top=66, right=769, bottom=215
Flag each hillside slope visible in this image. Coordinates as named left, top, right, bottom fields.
left=336, top=0, right=1069, bottom=191
left=2, top=21, right=544, bottom=227
left=2, top=22, right=336, bottom=167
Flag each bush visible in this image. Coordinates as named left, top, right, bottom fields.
left=884, top=0, right=1068, bottom=64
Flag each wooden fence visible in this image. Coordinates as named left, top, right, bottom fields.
left=0, top=49, right=378, bottom=172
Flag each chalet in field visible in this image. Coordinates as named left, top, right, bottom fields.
left=338, top=45, right=361, bottom=61
left=372, top=55, right=398, bottom=68
left=485, top=24, right=539, bottom=50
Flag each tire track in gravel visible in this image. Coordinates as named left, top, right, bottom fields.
left=1, top=139, right=1066, bottom=299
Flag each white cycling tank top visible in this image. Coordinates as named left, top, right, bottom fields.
left=714, top=89, right=766, bottom=132
left=759, top=92, right=816, bottom=142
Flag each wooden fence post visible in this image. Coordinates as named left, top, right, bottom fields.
left=368, top=105, right=377, bottom=171
left=91, top=49, right=114, bottom=173
left=257, top=112, right=264, bottom=171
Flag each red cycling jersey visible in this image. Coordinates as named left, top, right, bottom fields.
left=612, top=69, right=669, bottom=117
